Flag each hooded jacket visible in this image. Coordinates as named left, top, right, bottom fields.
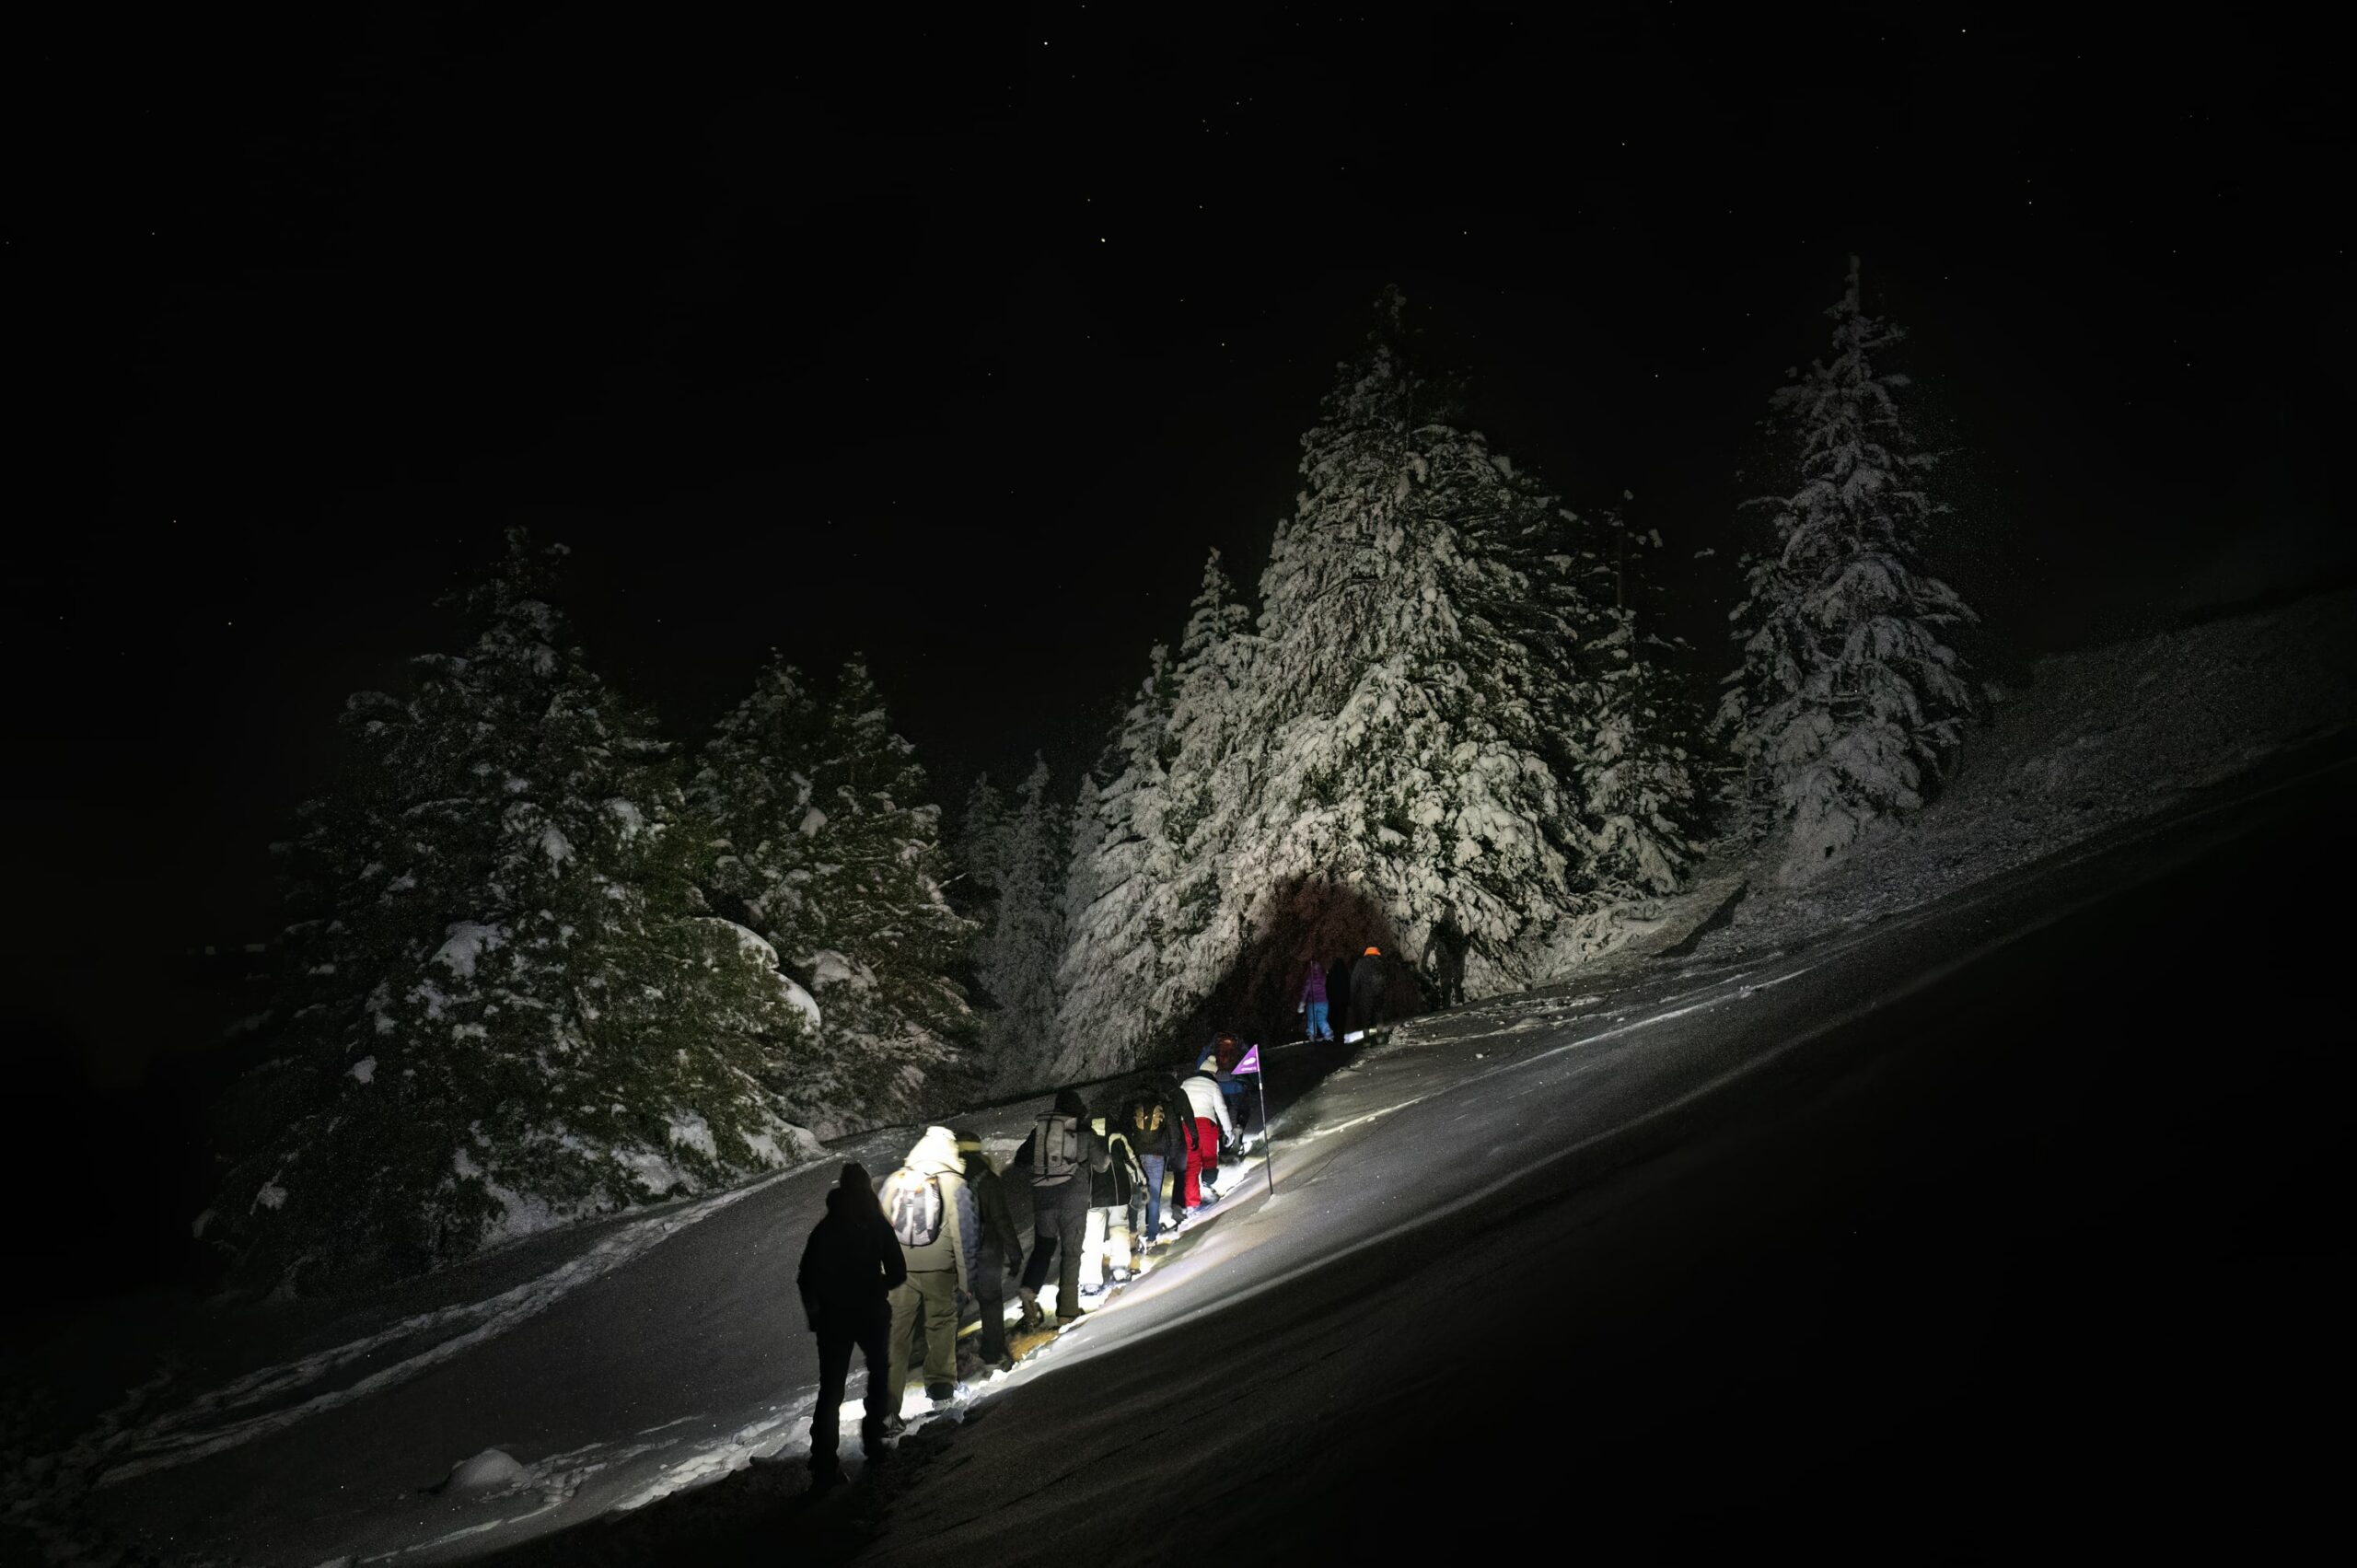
left=1014, top=1088, right=1112, bottom=1191
left=882, top=1126, right=980, bottom=1288
left=1181, top=1071, right=1236, bottom=1142
left=796, top=1178, right=907, bottom=1331
left=1301, top=964, right=1329, bottom=1006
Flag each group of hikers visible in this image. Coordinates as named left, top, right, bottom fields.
left=792, top=947, right=1394, bottom=1486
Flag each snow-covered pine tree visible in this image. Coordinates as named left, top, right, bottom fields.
left=1051, top=644, right=1180, bottom=1078
left=1717, top=257, right=1978, bottom=871
left=785, top=657, right=979, bottom=1121
left=1171, top=288, right=1599, bottom=1020
left=696, top=651, right=823, bottom=935
left=970, top=756, right=1065, bottom=1080
left=1142, top=551, right=1260, bottom=1040
left=693, top=655, right=978, bottom=1131
left=213, top=532, right=822, bottom=1292
left=955, top=774, right=1009, bottom=900
left=1572, top=496, right=1704, bottom=898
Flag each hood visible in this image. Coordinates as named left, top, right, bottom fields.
left=1052, top=1088, right=1087, bottom=1118
left=824, top=1186, right=848, bottom=1214
left=906, top=1125, right=964, bottom=1176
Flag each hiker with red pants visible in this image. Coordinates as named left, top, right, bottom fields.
left=1179, top=1057, right=1237, bottom=1204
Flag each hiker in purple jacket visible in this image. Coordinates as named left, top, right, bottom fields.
left=1300, top=960, right=1334, bottom=1041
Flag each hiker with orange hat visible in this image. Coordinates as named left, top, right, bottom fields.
left=1347, top=944, right=1390, bottom=1039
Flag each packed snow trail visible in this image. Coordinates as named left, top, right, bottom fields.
left=470, top=739, right=2352, bottom=1566
left=33, top=738, right=2352, bottom=1565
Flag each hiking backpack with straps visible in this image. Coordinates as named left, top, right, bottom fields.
left=883, top=1167, right=945, bottom=1249
left=1033, top=1112, right=1082, bottom=1180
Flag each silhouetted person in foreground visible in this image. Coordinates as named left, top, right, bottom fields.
left=1348, top=944, right=1389, bottom=1037
left=796, top=1163, right=906, bottom=1485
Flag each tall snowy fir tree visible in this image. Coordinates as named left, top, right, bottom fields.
left=1051, top=643, right=1180, bottom=1079
left=1570, top=498, right=1704, bottom=899
left=1157, top=288, right=1604, bottom=1023
left=1136, top=552, right=1260, bottom=1047
left=969, top=757, right=1067, bottom=1083
left=209, top=533, right=823, bottom=1292
left=1718, top=257, right=1978, bottom=872
left=694, top=655, right=978, bottom=1132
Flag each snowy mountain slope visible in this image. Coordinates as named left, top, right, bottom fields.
left=15, top=714, right=2348, bottom=1565
left=1699, top=583, right=2357, bottom=949
left=562, top=732, right=2352, bottom=1567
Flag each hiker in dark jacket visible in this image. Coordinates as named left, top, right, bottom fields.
left=1150, top=1070, right=1203, bottom=1233
left=1082, top=1116, right=1147, bottom=1295
left=1117, top=1081, right=1182, bottom=1244
left=1347, top=945, right=1389, bottom=1038
left=796, top=1163, right=907, bottom=1481
left=1300, top=959, right=1334, bottom=1041
left=954, top=1128, right=1024, bottom=1373
left=1014, top=1088, right=1111, bottom=1328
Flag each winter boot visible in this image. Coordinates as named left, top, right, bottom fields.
left=926, top=1380, right=958, bottom=1404
left=808, top=1454, right=845, bottom=1491
left=1017, top=1287, right=1045, bottom=1332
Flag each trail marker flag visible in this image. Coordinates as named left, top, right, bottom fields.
left=1233, top=1043, right=1260, bottom=1074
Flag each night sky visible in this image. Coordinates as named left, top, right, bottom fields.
left=6, top=6, right=2348, bottom=1272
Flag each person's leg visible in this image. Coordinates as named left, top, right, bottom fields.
left=1313, top=1000, right=1331, bottom=1039
left=918, top=1271, right=958, bottom=1394
left=1054, top=1191, right=1087, bottom=1319
left=1195, top=1118, right=1221, bottom=1192
left=1080, top=1205, right=1109, bottom=1291
left=884, top=1280, right=922, bottom=1411
left=1019, top=1204, right=1056, bottom=1291
left=1139, top=1154, right=1165, bottom=1240
left=855, top=1308, right=893, bottom=1453
left=973, top=1244, right=1009, bottom=1364
left=811, top=1329, right=852, bottom=1469
left=1108, top=1202, right=1134, bottom=1278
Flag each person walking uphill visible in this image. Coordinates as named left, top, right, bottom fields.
left=1300, top=959, right=1334, bottom=1042
left=1117, top=1080, right=1181, bottom=1245
left=1015, top=1088, right=1110, bottom=1329
left=1180, top=1062, right=1237, bottom=1203
left=953, top=1129, right=1024, bottom=1374
left=796, top=1163, right=906, bottom=1483
left=1348, top=945, right=1390, bottom=1039
left=881, top=1127, right=979, bottom=1410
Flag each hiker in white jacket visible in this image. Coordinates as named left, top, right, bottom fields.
left=1179, top=1068, right=1235, bottom=1199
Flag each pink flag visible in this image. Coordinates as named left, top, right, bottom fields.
left=1233, top=1043, right=1260, bottom=1074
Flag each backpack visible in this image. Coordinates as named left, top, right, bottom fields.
left=1034, top=1112, right=1082, bottom=1180
left=1132, top=1102, right=1163, bottom=1137
left=883, top=1167, right=944, bottom=1249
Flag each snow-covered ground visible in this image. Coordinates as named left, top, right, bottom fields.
left=6, top=590, right=2349, bottom=1565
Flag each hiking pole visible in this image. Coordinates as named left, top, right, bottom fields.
left=1257, top=1071, right=1276, bottom=1194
